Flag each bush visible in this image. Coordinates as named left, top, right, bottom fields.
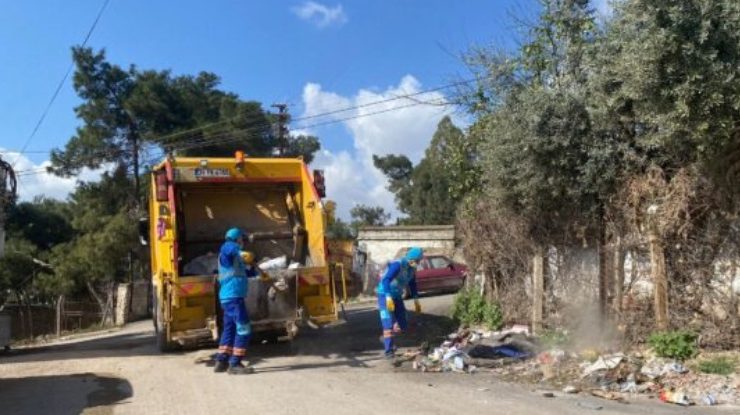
left=451, top=289, right=503, bottom=330
left=697, top=357, right=735, bottom=375
left=648, top=330, right=698, bottom=361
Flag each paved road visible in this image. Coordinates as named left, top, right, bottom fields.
left=0, top=295, right=731, bottom=414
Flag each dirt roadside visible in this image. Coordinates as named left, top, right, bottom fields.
left=0, top=295, right=732, bottom=415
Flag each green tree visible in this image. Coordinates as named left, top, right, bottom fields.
left=350, top=204, right=390, bottom=234
left=598, top=0, right=740, bottom=193
left=6, top=198, right=75, bottom=250
left=0, top=238, right=41, bottom=307
left=324, top=200, right=354, bottom=240
left=374, top=116, right=473, bottom=224
left=371, top=154, right=412, bottom=194
left=48, top=169, right=138, bottom=323
left=51, top=47, right=321, bottom=201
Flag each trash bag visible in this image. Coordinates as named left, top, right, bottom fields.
left=259, top=256, right=288, bottom=271
left=468, top=344, right=532, bottom=359
left=183, top=253, right=218, bottom=275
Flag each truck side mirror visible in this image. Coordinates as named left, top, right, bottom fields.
left=138, top=218, right=150, bottom=246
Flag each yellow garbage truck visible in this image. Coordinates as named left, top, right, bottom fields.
left=140, top=152, right=337, bottom=351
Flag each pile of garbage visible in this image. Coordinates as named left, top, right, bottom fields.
left=572, top=353, right=739, bottom=406
left=406, top=325, right=537, bottom=374
left=405, top=325, right=739, bottom=407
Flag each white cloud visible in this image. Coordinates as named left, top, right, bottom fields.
left=291, top=1, right=348, bottom=28
left=0, top=149, right=105, bottom=202
left=592, top=0, right=614, bottom=17
left=302, top=76, right=452, bottom=221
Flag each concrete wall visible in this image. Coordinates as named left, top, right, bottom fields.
left=130, top=280, right=150, bottom=320
left=114, top=280, right=151, bottom=326
left=356, top=225, right=456, bottom=265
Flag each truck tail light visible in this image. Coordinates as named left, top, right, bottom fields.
left=313, top=169, right=326, bottom=198
left=155, top=170, right=168, bottom=202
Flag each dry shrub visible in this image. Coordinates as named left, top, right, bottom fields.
left=612, top=165, right=740, bottom=348
left=457, top=198, right=533, bottom=323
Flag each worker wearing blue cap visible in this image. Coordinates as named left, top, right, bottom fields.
left=214, top=227, right=259, bottom=374
left=377, top=247, right=424, bottom=358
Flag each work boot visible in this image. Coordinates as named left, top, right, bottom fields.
left=213, top=360, right=229, bottom=373
left=227, top=362, right=255, bottom=375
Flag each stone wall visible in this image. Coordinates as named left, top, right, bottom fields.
left=356, top=225, right=457, bottom=265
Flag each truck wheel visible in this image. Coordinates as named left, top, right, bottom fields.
left=153, top=292, right=175, bottom=352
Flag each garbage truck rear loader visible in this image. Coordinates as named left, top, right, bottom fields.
left=142, top=154, right=336, bottom=351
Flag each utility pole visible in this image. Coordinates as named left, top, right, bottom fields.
left=0, top=155, right=18, bottom=257
left=272, top=103, right=289, bottom=156
left=132, top=132, right=140, bottom=208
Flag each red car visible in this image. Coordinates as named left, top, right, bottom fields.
left=412, top=255, right=468, bottom=295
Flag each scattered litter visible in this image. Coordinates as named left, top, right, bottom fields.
left=702, top=394, right=717, bottom=406
left=489, top=324, right=530, bottom=337
left=589, top=389, right=626, bottom=402
left=405, top=325, right=738, bottom=407
left=581, top=354, right=625, bottom=377
left=619, top=374, right=638, bottom=393
left=665, top=362, right=688, bottom=374
left=640, top=358, right=665, bottom=380
left=538, top=349, right=566, bottom=365
left=576, top=401, right=603, bottom=410
left=542, top=392, right=555, bottom=398
left=659, top=390, right=692, bottom=406
left=477, top=387, right=490, bottom=392
left=453, top=356, right=466, bottom=371
left=410, top=326, right=540, bottom=374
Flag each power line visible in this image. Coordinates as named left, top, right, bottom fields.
left=293, top=99, right=450, bottom=130
left=5, top=77, right=469, bottom=159
left=12, top=0, right=111, bottom=167
left=12, top=95, right=454, bottom=178
left=124, top=77, right=474, bottom=146
left=293, top=79, right=465, bottom=123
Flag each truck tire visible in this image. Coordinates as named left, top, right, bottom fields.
left=153, top=292, right=176, bottom=352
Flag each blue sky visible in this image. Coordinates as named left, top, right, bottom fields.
left=0, top=1, right=609, bottom=218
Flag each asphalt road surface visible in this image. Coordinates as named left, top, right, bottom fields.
left=0, top=295, right=732, bottom=415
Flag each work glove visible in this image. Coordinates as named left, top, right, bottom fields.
left=240, top=251, right=255, bottom=265
left=385, top=295, right=395, bottom=312
left=414, top=299, right=422, bottom=314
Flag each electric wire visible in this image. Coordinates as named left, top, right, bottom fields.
left=12, top=0, right=111, bottom=166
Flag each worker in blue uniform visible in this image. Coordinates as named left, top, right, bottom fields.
left=377, top=247, right=424, bottom=358
left=214, top=227, right=260, bottom=374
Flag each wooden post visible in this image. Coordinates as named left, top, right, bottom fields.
left=598, top=225, right=610, bottom=319
left=55, top=295, right=64, bottom=337
left=648, top=224, right=668, bottom=330
left=613, top=237, right=625, bottom=315
left=532, top=247, right=545, bottom=335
